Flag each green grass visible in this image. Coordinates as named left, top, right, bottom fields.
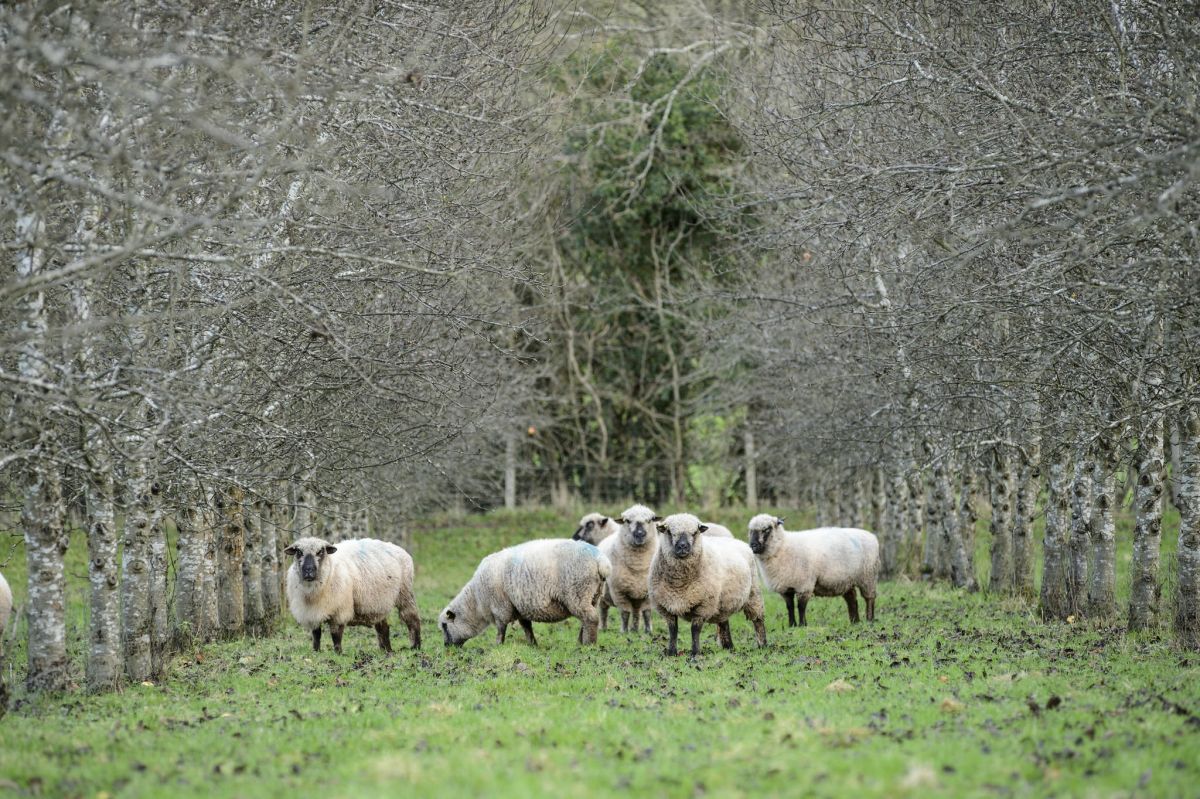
left=1, top=506, right=1198, bottom=798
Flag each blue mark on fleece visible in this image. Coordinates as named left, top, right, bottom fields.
left=574, top=540, right=600, bottom=557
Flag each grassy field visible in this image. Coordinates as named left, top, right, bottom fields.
left=1, top=507, right=1198, bottom=798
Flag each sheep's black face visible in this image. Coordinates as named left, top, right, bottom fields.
left=301, top=554, right=319, bottom=581
left=573, top=517, right=608, bottom=544
left=659, top=523, right=707, bottom=559
left=626, top=519, right=649, bottom=546
left=439, top=608, right=465, bottom=647
left=749, top=527, right=771, bottom=554
left=284, top=540, right=338, bottom=583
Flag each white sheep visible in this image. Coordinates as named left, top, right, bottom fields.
left=439, top=539, right=611, bottom=647
left=649, top=513, right=767, bottom=657
left=747, top=514, right=880, bottom=626
left=284, top=537, right=421, bottom=653
left=701, top=522, right=734, bottom=538
left=572, top=512, right=619, bottom=545
left=599, top=504, right=662, bottom=634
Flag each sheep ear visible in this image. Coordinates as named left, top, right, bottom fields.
left=652, top=515, right=663, bottom=522
left=776, top=517, right=785, bottom=527
left=284, top=545, right=298, bottom=556
left=324, top=545, right=337, bottom=555
left=697, top=524, right=709, bottom=534
left=656, top=523, right=668, bottom=534
left=445, top=609, right=456, bottom=621
left=600, top=517, right=609, bottom=526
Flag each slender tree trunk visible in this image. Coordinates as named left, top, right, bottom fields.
left=1129, top=414, right=1165, bottom=631
left=933, top=451, right=974, bottom=589
left=83, top=455, right=120, bottom=690
left=871, top=467, right=886, bottom=537
left=1067, top=442, right=1094, bottom=617
left=1012, top=438, right=1041, bottom=598
left=958, top=465, right=978, bottom=570
left=903, top=456, right=926, bottom=576
left=243, top=500, right=266, bottom=635
left=882, top=468, right=905, bottom=577
left=260, top=500, right=281, bottom=632
left=176, top=492, right=219, bottom=646
left=22, top=466, right=70, bottom=693
left=1169, top=420, right=1183, bottom=513
left=744, top=428, right=757, bottom=508
left=1089, top=432, right=1118, bottom=618
left=1174, top=408, right=1200, bottom=648
left=987, top=446, right=1013, bottom=593
left=1039, top=451, right=1072, bottom=621
left=920, top=464, right=942, bottom=580
left=147, top=479, right=169, bottom=678
left=217, top=485, right=246, bottom=638
left=121, top=459, right=153, bottom=682
left=504, top=434, right=517, bottom=510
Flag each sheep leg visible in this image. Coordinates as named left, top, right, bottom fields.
left=784, top=590, right=797, bottom=627
left=330, top=624, right=345, bottom=655
left=843, top=589, right=861, bottom=623
left=690, top=621, right=704, bottom=658
left=797, top=594, right=810, bottom=626
left=311, top=628, right=322, bottom=652
left=519, top=618, right=537, bottom=645
left=630, top=608, right=640, bottom=632
left=665, top=614, right=679, bottom=656
left=621, top=610, right=631, bottom=633
left=496, top=623, right=508, bottom=645
left=600, top=601, right=609, bottom=631
left=642, top=609, right=652, bottom=633
left=580, top=612, right=599, bottom=645
left=375, top=621, right=393, bottom=653
left=717, top=621, right=734, bottom=650
left=864, top=593, right=876, bottom=622
left=398, top=590, right=422, bottom=649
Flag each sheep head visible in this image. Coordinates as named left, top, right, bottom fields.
left=284, top=537, right=338, bottom=583
left=656, top=513, right=708, bottom=560
left=572, top=512, right=612, bottom=544
left=619, top=504, right=661, bottom=548
left=747, top=514, right=785, bottom=555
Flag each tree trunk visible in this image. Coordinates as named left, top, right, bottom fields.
left=958, top=466, right=979, bottom=571
left=176, top=492, right=219, bottom=646
left=217, top=485, right=246, bottom=638
left=933, top=451, right=975, bottom=589
left=870, top=467, right=886, bottom=537
left=1039, top=451, right=1072, bottom=621
left=22, top=466, right=70, bottom=693
left=83, top=448, right=120, bottom=691
left=121, top=460, right=153, bottom=682
left=1066, top=443, right=1094, bottom=617
left=1089, top=432, right=1118, bottom=618
left=260, top=500, right=281, bottom=633
left=987, top=446, right=1013, bottom=593
left=243, top=500, right=266, bottom=635
left=882, top=468, right=906, bottom=577
left=1173, top=408, right=1200, bottom=649
left=504, top=434, right=517, bottom=510
left=1012, top=439, right=1041, bottom=598
left=744, top=428, right=757, bottom=508
left=920, top=465, right=942, bottom=580
left=903, top=457, right=925, bottom=576
left=147, top=479, right=169, bottom=678
left=1129, top=413, right=1165, bottom=631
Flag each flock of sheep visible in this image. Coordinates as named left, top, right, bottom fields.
left=285, top=506, right=881, bottom=658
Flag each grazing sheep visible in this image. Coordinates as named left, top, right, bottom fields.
left=649, top=513, right=767, bottom=657
left=439, top=539, right=611, bottom=647
left=747, top=514, right=880, bottom=626
left=572, top=512, right=619, bottom=545
left=284, top=537, right=421, bottom=654
left=600, top=504, right=662, bottom=634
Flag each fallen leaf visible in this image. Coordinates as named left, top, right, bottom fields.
left=826, top=679, right=855, bottom=693
left=940, top=698, right=965, bottom=714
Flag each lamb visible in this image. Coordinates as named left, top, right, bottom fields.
left=572, top=512, right=619, bottom=545
left=284, top=537, right=421, bottom=654
left=439, top=539, right=611, bottom=647
left=649, top=513, right=767, bottom=657
left=599, top=504, right=662, bottom=634
left=747, top=514, right=880, bottom=626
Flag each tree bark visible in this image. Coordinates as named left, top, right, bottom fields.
left=882, top=467, right=906, bottom=577
left=22, top=466, right=70, bottom=693
left=903, top=455, right=926, bottom=576
left=1173, top=408, right=1200, bottom=649
left=744, top=428, right=757, bottom=508
left=1129, top=413, right=1165, bottom=631
left=504, top=434, right=517, bottom=509
left=1039, top=451, right=1072, bottom=621
left=217, top=485, right=246, bottom=638
left=121, top=459, right=153, bottom=682
left=175, top=491, right=219, bottom=646
left=147, top=479, right=169, bottom=678
left=1012, top=438, right=1041, bottom=598
left=83, top=455, right=120, bottom=691
left=958, top=465, right=979, bottom=571
left=1088, top=431, right=1118, bottom=618
left=1067, top=442, right=1094, bottom=617
left=260, top=499, right=281, bottom=633
left=243, top=500, right=266, bottom=635
left=987, top=446, right=1012, bottom=593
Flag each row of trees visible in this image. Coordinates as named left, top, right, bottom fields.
left=2, top=1, right=550, bottom=692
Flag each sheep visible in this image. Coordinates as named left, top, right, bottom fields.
left=747, top=514, right=880, bottom=627
left=701, top=522, right=734, bottom=538
left=649, top=513, right=767, bottom=657
left=284, top=536, right=421, bottom=654
left=599, top=504, right=663, bottom=634
left=439, top=538, right=611, bottom=647
left=572, top=512, right=619, bottom=545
